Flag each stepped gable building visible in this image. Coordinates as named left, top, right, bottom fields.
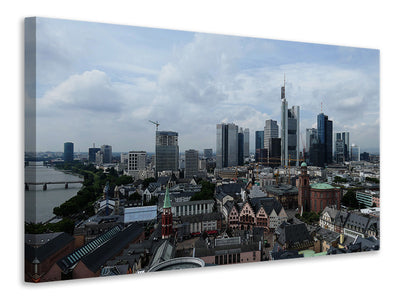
left=227, top=197, right=287, bottom=231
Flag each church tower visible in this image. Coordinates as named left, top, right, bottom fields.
left=297, top=162, right=310, bottom=214
left=161, top=187, right=173, bottom=239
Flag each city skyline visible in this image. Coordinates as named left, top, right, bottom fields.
left=27, top=17, right=380, bottom=154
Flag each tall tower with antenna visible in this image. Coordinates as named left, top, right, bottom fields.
left=280, top=75, right=300, bottom=167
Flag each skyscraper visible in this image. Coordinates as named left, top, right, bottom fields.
left=335, top=133, right=345, bottom=163
left=306, top=128, right=317, bottom=153
left=255, top=131, right=264, bottom=162
left=264, top=119, right=279, bottom=154
left=203, top=149, right=213, bottom=159
left=280, top=80, right=300, bottom=166
left=351, top=144, right=360, bottom=161
left=317, top=113, right=333, bottom=165
left=185, top=149, right=199, bottom=178
left=101, top=145, right=113, bottom=163
left=88, top=145, right=100, bottom=163
left=216, top=123, right=238, bottom=169
left=156, top=131, right=179, bottom=176
left=64, top=142, right=74, bottom=162
left=243, top=128, right=250, bottom=160
left=335, top=132, right=350, bottom=161
left=238, top=128, right=244, bottom=166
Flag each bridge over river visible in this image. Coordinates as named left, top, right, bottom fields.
left=25, top=181, right=84, bottom=191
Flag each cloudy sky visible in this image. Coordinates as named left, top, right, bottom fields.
left=28, top=17, right=380, bottom=154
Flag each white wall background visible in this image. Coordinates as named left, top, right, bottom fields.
left=2, top=1, right=398, bottom=299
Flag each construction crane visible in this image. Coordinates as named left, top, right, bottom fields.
left=149, top=120, right=160, bottom=131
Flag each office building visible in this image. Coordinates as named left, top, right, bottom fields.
left=317, top=113, right=333, bottom=165
left=120, top=153, right=129, bottom=164
left=156, top=131, right=179, bottom=176
left=280, top=81, right=300, bottom=166
left=89, top=147, right=101, bottom=163
left=64, top=142, right=74, bottom=162
left=335, top=133, right=345, bottom=164
left=335, top=132, right=350, bottom=161
left=128, top=151, right=147, bottom=178
left=238, top=128, right=244, bottom=166
left=264, top=120, right=279, bottom=150
left=216, top=123, right=238, bottom=169
left=255, top=131, right=264, bottom=162
left=204, top=149, right=213, bottom=159
left=185, top=149, right=199, bottom=178
left=101, top=145, right=113, bottom=163
left=243, top=128, right=250, bottom=160
left=268, top=138, right=281, bottom=167
left=308, top=130, right=323, bottom=167
left=306, top=128, right=317, bottom=153
left=351, top=144, right=360, bottom=161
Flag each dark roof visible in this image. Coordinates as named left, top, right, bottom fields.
left=194, top=241, right=261, bottom=257
left=249, top=197, right=282, bottom=215
left=271, top=243, right=304, bottom=260
left=345, top=213, right=370, bottom=232
left=353, top=236, right=380, bottom=251
left=25, top=232, right=74, bottom=263
left=80, top=223, right=144, bottom=273
left=57, top=225, right=123, bottom=272
left=264, top=184, right=298, bottom=195
left=276, top=222, right=313, bottom=247
left=216, top=183, right=242, bottom=197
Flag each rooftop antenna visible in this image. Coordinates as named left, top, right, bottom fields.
left=321, top=101, right=323, bottom=113
left=284, top=73, right=286, bottom=88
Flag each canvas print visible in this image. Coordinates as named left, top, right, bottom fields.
left=24, top=17, right=380, bottom=283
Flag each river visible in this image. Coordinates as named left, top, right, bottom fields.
left=24, top=164, right=83, bottom=223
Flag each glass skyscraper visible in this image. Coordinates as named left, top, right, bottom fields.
left=216, top=123, right=238, bottom=169
left=64, top=142, right=74, bottom=162
left=280, top=82, right=300, bottom=167
left=317, top=113, right=333, bottom=164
